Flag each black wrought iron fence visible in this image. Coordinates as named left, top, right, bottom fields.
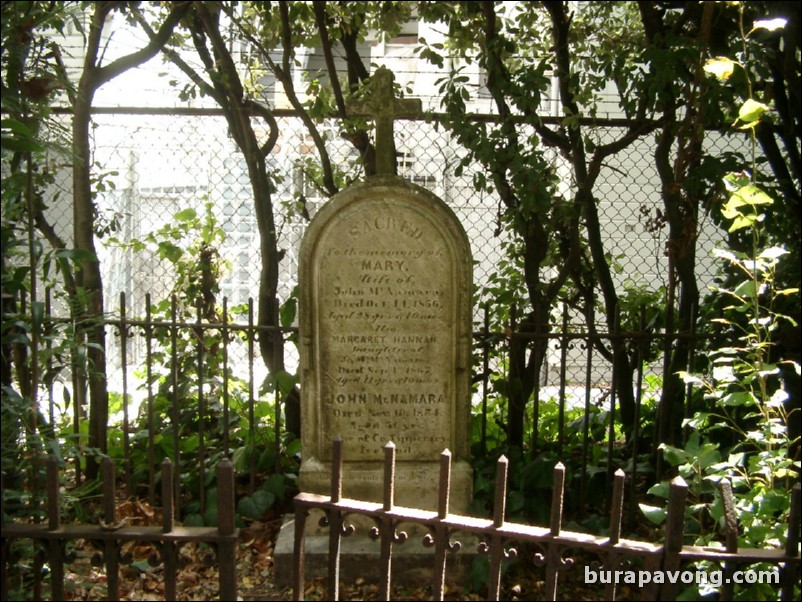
left=4, top=288, right=701, bottom=517
left=2, top=106, right=769, bottom=599
left=1, top=456, right=238, bottom=601
left=291, top=438, right=801, bottom=602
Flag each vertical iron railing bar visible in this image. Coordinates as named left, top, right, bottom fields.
left=530, top=319, right=543, bottom=457
left=196, top=298, right=206, bottom=515
left=70, top=289, right=84, bottom=484
left=494, top=457, right=509, bottom=530
left=609, top=469, right=626, bottom=545
left=216, top=458, right=238, bottom=601
left=1, top=474, right=7, bottom=600
left=248, top=297, right=256, bottom=494
left=660, top=475, right=688, bottom=601
left=144, top=293, right=156, bottom=504
left=580, top=338, right=593, bottom=519
left=32, top=454, right=44, bottom=602
left=544, top=462, right=566, bottom=600
left=606, top=305, right=620, bottom=514
left=328, top=436, right=345, bottom=601
left=170, top=295, right=181, bottom=508
left=720, top=479, right=738, bottom=601
left=557, top=303, right=569, bottom=457
left=781, top=483, right=801, bottom=601
left=604, top=469, right=626, bottom=601
left=25, top=149, right=42, bottom=485
left=102, top=457, right=120, bottom=600
left=274, top=368, right=281, bottom=474
left=222, top=298, right=230, bottom=457
left=481, top=303, right=490, bottom=456
left=657, top=256, right=677, bottom=477
left=487, top=454, right=509, bottom=601
left=432, top=449, right=452, bottom=601
left=509, top=303, right=516, bottom=453
left=46, top=456, right=64, bottom=601
left=162, top=459, right=177, bottom=601
left=379, top=442, right=396, bottom=601
left=119, top=292, right=132, bottom=496
left=382, top=441, right=395, bottom=512
left=292, top=501, right=309, bottom=601
left=45, top=289, right=55, bottom=442
left=683, top=304, right=697, bottom=443
left=628, top=304, right=646, bottom=531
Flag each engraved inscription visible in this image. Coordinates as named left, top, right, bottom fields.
left=316, top=201, right=454, bottom=461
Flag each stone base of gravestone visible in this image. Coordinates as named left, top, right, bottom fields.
left=272, top=510, right=482, bottom=589
left=299, top=458, right=474, bottom=515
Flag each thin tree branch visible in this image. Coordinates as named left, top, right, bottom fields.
left=274, top=1, right=338, bottom=195
left=92, top=2, right=192, bottom=88
left=313, top=1, right=347, bottom=118
left=129, top=6, right=219, bottom=102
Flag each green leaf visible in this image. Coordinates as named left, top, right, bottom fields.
left=174, top=208, right=197, bottom=222
left=647, top=482, right=670, bottom=498
left=279, top=297, right=297, bottom=328
left=32, top=301, right=45, bottom=337
left=131, top=559, right=154, bottom=573
left=727, top=184, right=773, bottom=209
left=677, top=371, right=704, bottom=385
left=752, top=18, right=786, bottom=32
left=157, top=241, right=183, bottom=263
left=55, top=248, right=98, bottom=264
left=703, top=57, right=735, bottom=80
left=231, top=446, right=248, bottom=472
left=720, top=391, right=756, bottom=406
left=183, top=513, right=204, bottom=527
left=728, top=214, right=755, bottom=233
left=660, top=443, right=687, bottom=467
left=237, top=488, right=276, bottom=520
left=264, top=473, right=286, bottom=499
left=758, top=246, right=787, bottom=260
left=697, top=444, right=721, bottom=470
left=712, top=248, right=738, bottom=262
left=507, top=490, right=525, bottom=514
left=684, top=412, right=712, bottom=429
left=737, top=99, right=768, bottom=124
left=639, top=503, right=667, bottom=525
left=733, top=279, right=757, bottom=299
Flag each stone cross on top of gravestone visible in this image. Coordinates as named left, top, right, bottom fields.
left=349, top=66, right=422, bottom=176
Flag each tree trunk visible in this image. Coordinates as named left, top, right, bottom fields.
left=73, top=87, right=108, bottom=479
left=71, top=2, right=191, bottom=478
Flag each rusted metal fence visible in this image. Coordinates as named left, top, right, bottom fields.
left=6, top=287, right=689, bottom=509
left=292, top=438, right=801, bottom=602
left=1, top=456, right=237, bottom=601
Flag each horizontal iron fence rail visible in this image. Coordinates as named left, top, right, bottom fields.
left=292, top=438, right=802, bottom=602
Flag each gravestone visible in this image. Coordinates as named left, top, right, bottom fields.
left=274, top=67, right=475, bottom=585
left=298, top=67, right=473, bottom=511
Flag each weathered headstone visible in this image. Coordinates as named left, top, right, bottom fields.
left=298, top=66, right=474, bottom=512
left=274, top=68, right=475, bottom=585
left=298, top=180, right=474, bottom=510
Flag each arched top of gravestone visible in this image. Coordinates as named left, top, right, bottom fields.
left=301, top=176, right=471, bottom=268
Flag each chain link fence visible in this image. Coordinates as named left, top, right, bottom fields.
left=35, top=108, right=751, bottom=406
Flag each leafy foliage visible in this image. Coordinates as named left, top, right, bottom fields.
left=640, top=10, right=800, bottom=599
